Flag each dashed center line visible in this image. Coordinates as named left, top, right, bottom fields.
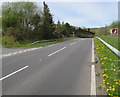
left=0, top=65, right=28, bottom=81
left=48, top=47, right=66, bottom=57
left=70, top=42, right=77, bottom=46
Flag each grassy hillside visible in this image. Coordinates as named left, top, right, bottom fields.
left=91, top=21, right=119, bottom=36
left=100, top=35, right=120, bottom=51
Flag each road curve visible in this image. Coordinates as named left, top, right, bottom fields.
left=2, top=38, right=92, bottom=95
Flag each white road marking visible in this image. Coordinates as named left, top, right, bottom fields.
left=38, top=47, right=42, bottom=49
left=2, top=54, right=8, bottom=57
left=81, top=39, right=85, bottom=40
left=27, top=49, right=31, bottom=51
left=0, top=65, right=28, bottom=81
left=91, top=38, right=96, bottom=95
left=1, top=47, right=43, bottom=58
left=46, top=44, right=56, bottom=47
left=70, top=42, right=77, bottom=46
left=92, top=38, right=95, bottom=62
left=40, top=58, right=41, bottom=61
left=6, top=53, right=12, bottom=56
left=13, top=52, right=18, bottom=55
left=91, top=65, right=96, bottom=95
left=48, top=47, right=66, bottom=57
left=18, top=51, right=23, bottom=54
left=23, top=50, right=27, bottom=52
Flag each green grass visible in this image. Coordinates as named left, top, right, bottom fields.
left=3, top=37, right=77, bottom=48
left=99, top=35, right=120, bottom=51
left=94, top=38, right=120, bottom=96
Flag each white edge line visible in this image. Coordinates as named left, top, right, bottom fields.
left=2, top=47, right=42, bottom=58
left=46, top=44, right=56, bottom=47
left=13, top=52, right=18, bottom=55
left=92, top=38, right=95, bottom=62
left=0, top=65, right=28, bottom=81
left=91, top=38, right=96, bottom=95
left=91, top=65, right=96, bottom=95
left=6, top=53, right=12, bottom=56
left=18, top=51, right=23, bottom=53
left=48, top=47, right=66, bottom=57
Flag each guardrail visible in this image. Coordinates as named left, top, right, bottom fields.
left=96, top=37, right=120, bottom=57
left=28, top=38, right=68, bottom=45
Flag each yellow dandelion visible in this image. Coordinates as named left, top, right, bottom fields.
left=109, top=59, right=112, bottom=61
left=106, top=75, right=109, bottom=78
left=106, top=89, right=109, bottom=91
left=108, top=93, right=111, bottom=95
left=107, top=83, right=109, bottom=85
left=105, top=69, right=107, bottom=71
left=112, top=88, right=115, bottom=91
left=116, top=82, right=119, bottom=85
left=109, top=86, right=112, bottom=89
left=103, top=80, right=105, bottom=82
left=102, top=62, right=104, bottom=65
left=102, top=74, right=106, bottom=77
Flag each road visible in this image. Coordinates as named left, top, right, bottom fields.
left=1, top=38, right=93, bottom=95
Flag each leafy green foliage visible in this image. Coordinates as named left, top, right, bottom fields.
left=2, top=35, right=19, bottom=47
left=41, top=1, right=55, bottom=39
left=2, top=2, right=91, bottom=47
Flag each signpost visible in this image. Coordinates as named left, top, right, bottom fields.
left=73, top=32, right=75, bottom=37
left=110, top=28, right=118, bottom=35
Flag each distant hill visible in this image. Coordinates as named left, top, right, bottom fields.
left=90, top=21, right=119, bottom=36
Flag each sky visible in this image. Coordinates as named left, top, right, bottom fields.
left=47, top=2, right=118, bottom=28
left=0, top=0, right=119, bottom=28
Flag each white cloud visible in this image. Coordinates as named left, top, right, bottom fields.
left=48, top=2, right=118, bottom=27
left=1, top=1, right=118, bottom=28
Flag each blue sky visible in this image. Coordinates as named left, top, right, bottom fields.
left=47, top=2, right=118, bottom=28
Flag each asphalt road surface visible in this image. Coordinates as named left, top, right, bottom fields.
left=2, top=38, right=92, bottom=95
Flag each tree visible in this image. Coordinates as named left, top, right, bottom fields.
left=54, top=20, right=64, bottom=38
left=61, top=22, right=71, bottom=36
left=2, top=2, right=41, bottom=41
left=42, top=1, right=54, bottom=39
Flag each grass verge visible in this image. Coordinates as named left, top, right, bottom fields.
left=99, top=35, right=120, bottom=51
left=94, top=38, right=120, bottom=96
left=3, top=37, right=77, bottom=48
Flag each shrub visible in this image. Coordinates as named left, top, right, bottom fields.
left=2, top=35, right=19, bottom=47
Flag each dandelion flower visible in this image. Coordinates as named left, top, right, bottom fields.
left=112, top=88, right=115, bottom=91
left=102, top=62, right=104, bottom=65
left=116, top=82, right=119, bottom=85
left=107, top=83, right=109, bottom=85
